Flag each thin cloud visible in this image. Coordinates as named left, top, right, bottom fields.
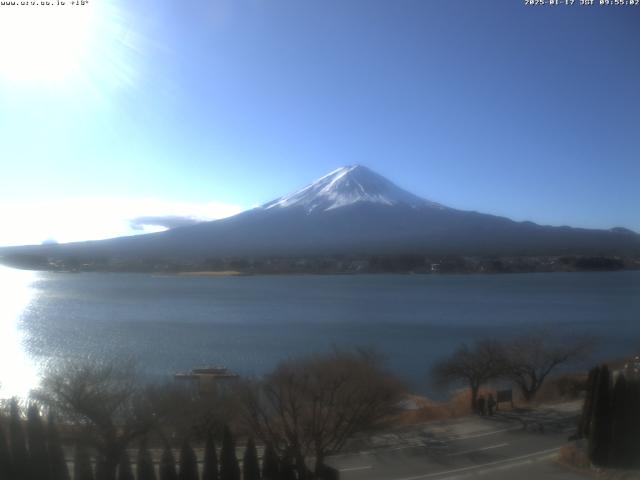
left=0, top=197, right=245, bottom=247
left=129, top=215, right=201, bottom=231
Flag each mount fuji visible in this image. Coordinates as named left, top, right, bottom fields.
left=262, top=165, right=444, bottom=213
left=2, top=166, right=639, bottom=266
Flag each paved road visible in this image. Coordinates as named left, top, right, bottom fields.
left=327, top=405, right=588, bottom=480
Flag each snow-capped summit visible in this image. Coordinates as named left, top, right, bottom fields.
left=262, top=165, right=444, bottom=213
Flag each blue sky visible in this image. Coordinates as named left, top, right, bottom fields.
left=0, top=0, right=638, bottom=245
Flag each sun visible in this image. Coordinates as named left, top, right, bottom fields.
left=0, top=1, right=136, bottom=91
left=0, top=2, right=97, bottom=84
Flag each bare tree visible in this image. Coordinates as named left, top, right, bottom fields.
left=143, top=381, right=238, bottom=442
left=238, top=349, right=405, bottom=479
left=34, top=359, right=156, bottom=480
left=502, top=334, right=594, bottom=401
left=431, top=339, right=505, bottom=412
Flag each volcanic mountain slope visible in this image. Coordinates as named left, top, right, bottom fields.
left=2, top=165, right=639, bottom=260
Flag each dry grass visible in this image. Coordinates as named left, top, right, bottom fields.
left=528, top=373, right=587, bottom=405
left=388, top=375, right=587, bottom=429
left=388, top=387, right=519, bottom=427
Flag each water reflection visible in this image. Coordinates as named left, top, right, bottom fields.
left=0, top=265, right=40, bottom=398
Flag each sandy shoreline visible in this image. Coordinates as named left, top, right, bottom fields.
left=176, top=270, right=247, bottom=277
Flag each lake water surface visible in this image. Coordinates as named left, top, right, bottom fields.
left=2, top=266, right=638, bottom=398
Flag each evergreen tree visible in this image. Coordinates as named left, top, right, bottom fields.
left=9, top=399, right=30, bottom=480
left=117, top=451, right=135, bottom=480
left=578, top=367, right=599, bottom=438
left=73, top=444, right=95, bottom=480
left=0, top=423, right=13, bottom=480
left=202, top=433, right=218, bottom=480
left=160, top=445, right=178, bottom=480
left=219, top=426, right=240, bottom=480
left=178, top=439, right=199, bottom=480
left=242, top=438, right=260, bottom=480
left=627, top=380, right=640, bottom=468
left=279, top=450, right=295, bottom=480
left=47, top=413, right=70, bottom=480
left=27, top=404, right=50, bottom=480
left=610, top=374, right=632, bottom=467
left=137, top=440, right=157, bottom=480
left=261, top=444, right=279, bottom=480
left=96, top=456, right=110, bottom=480
left=588, top=365, right=612, bottom=466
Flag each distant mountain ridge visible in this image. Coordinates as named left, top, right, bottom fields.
left=1, top=166, right=639, bottom=264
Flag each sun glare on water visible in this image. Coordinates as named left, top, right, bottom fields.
left=0, top=266, right=40, bottom=399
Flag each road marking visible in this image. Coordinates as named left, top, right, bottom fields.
left=333, top=428, right=516, bottom=457
left=445, top=442, right=508, bottom=457
left=330, top=428, right=515, bottom=458
left=378, top=442, right=441, bottom=453
left=330, top=424, right=524, bottom=459
left=449, top=427, right=520, bottom=441
left=330, top=443, right=431, bottom=457
left=390, top=446, right=561, bottom=480
left=338, top=465, right=372, bottom=472
left=329, top=451, right=373, bottom=458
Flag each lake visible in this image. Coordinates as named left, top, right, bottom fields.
left=1, top=266, right=638, bottom=398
